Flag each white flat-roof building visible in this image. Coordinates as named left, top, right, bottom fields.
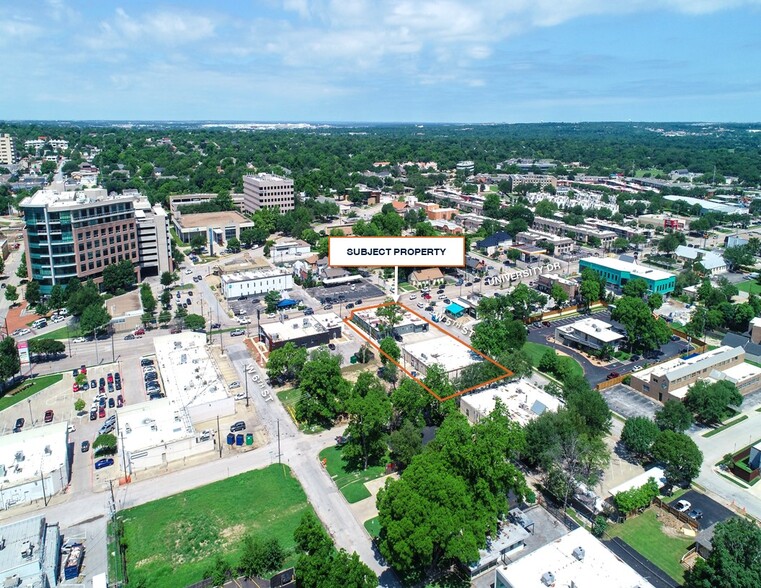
left=153, top=333, right=235, bottom=424
left=555, top=317, right=624, bottom=352
left=259, top=313, right=342, bottom=352
left=460, top=379, right=563, bottom=426
left=117, top=398, right=214, bottom=472
left=495, top=527, right=655, bottom=588
left=269, top=239, right=311, bottom=263
left=0, top=516, right=61, bottom=587
left=402, top=336, right=482, bottom=379
left=0, top=422, right=70, bottom=510
left=221, top=269, right=293, bottom=300
left=352, top=308, right=429, bottom=340
left=608, top=467, right=667, bottom=498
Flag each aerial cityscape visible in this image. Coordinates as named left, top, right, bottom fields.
left=1, top=2, right=761, bottom=588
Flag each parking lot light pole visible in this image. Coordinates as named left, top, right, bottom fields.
left=245, top=375, right=249, bottom=408
left=27, top=398, right=33, bottom=427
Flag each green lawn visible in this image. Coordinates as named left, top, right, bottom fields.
left=521, top=342, right=584, bottom=378
left=277, top=388, right=325, bottom=434
left=119, top=465, right=313, bottom=588
left=606, top=508, right=693, bottom=583
left=737, top=280, right=761, bottom=295
left=364, top=517, right=380, bottom=538
left=30, top=325, right=82, bottom=342
left=0, top=373, right=63, bottom=411
left=319, top=446, right=388, bottom=504
left=398, top=282, right=416, bottom=292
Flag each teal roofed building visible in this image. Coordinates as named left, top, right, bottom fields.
left=579, top=257, right=676, bottom=294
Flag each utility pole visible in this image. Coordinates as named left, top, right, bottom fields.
left=110, top=325, right=115, bottom=363
left=216, top=414, right=222, bottom=458
left=119, top=425, right=128, bottom=481
left=277, top=419, right=281, bottom=464
left=245, top=374, right=249, bottom=408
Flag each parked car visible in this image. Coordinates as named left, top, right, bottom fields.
left=124, top=334, right=135, bottom=340
left=606, top=372, right=620, bottom=380
left=303, top=308, right=314, bottom=316
left=234, top=392, right=247, bottom=401
left=631, top=354, right=641, bottom=361
left=117, top=395, right=124, bottom=407
left=674, top=500, right=691, bottom=513
left=44, top=409, right=54, bottom=423
left=211, top=322, right=221, bottom=329
left=108, top=398, right=115, bottom=408
left=89, top=409, right=97, bottom=421
left=98, top=406, right=106, bottom=418
left=90, top=379, right=97, bottom=389
left=409, top=294, right=417, bottom=300
left=72, top=382, right=79, bottom=392
left=670, top=335, right=680, bottom=341
left=632, top=365, right=643, bottom=372
left=14, top=417, right=25, bottom=432
left=141, top=358, right=154, bottom=367
left=328, top=343, right=336, bottom=350
left=230, top=329, right=245, bottom=337
left=230, top=421, right=246, bottom=432
left=688, top=508, right=703, bottom=520
left=229, top=381, right=240, bottom=389
left=81, top=441, right=90, bottom=453
left=94, top=458, right=114, bottom=470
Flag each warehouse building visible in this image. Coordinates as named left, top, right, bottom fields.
left=0, top=422, right=70, bottom=511
left=0, top=516, right=61, bottom=587
left=579, top=256, right=676, bottom=294
left=259, top=313, right=343, bottom=352
left=221, top=269, right=293, bottom=299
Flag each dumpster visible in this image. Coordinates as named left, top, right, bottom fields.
left=226, top=433, right=235, bottom=445
left=246, top=433, right=254, bottom=445
left=236, top=433, right=244, bottom=446
left=350, top=355, right=357, bottom=364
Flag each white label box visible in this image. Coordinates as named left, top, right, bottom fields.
left=329, top=236, right=465, bottom=267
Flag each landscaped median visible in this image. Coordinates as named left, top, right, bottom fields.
left=703, top=414, right=749, bottom=438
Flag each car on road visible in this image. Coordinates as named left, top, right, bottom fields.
left=81, top=441, right=90, bottom=453
left=323, top=304, right=333, bottom=310
left=14, top=417, right=24, bottom=432
left=184, top=268, right=193, bottom=275
left=11, top=329, right=22, bottom=336
left=303, top=308, right=314, bottom=316
left=72, top=337, right=86, bottom=343
left=230, top=421, right=246, bottom=432
left=409, top=294, right=417, bottom=300
left=632, top=365, right=643, bottom=372
left=230, top=329, right=245, bottom=337
left=124, top=334, right=135, bottom=340
left=328, top=343, right=336, bottom=350
left=674, top=500, right=691, bottom=513
left=94, top=458, right=114, bottom=470
left=688, top=508, right=703, bottom=520
left=465, top=282, right=473, bottom=287
left=229, top=381, right=240, bottom=389
left=606, top=372, right=620, bottom=380
left=44, top=410, right=54, bottom=423
left=417, top=302, right=425, bottom=309
left=211, top=322, right=221, bottom=329
left=542, top=321, right=551, bottom=327
left=670, top=335, right=680, bottom=341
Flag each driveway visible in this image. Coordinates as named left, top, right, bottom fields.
left=677, top=490, right=735, bottom=530
left=601, top=384, right=662, bottom=420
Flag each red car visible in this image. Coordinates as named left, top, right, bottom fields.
left=98, top=406, right=106, bottom=418
left=72, top=382, right=79, bottom=392
left=80, top=364, right=87, bottom=375
left=107, top=373, right=113, bottom=384
left=44, top=409, right=54, bottom=423
left=134, top=328, right=145, bottom=336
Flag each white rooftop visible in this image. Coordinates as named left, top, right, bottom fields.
left=0, top=516, right=59, bottom=587
left=580, top=256, right=675, bottom=282
left=634, top=345, right=742, bottom=382
left=19, top=186, right=136, bottom=209
left=354, top=308, right=427, bottom=331
left=608, top=467, right=666, bottom=497
left=542, top=273, right=577, bottom=287
left=261, top=312, right=342, bottom=343
left=710, top=362, right=761, bottom=386
left=461, top=379, right=563, bottom=426
left=153, top=332, right=229, bottom=409
left=403, top=335, right=483, bottom=374
left=557, top=317, right=624, bottom=343
left=220, top=268, right=291, bottom=285
left=496, top=526, right=655, bottom=588
left=0, top=422, right=68, bottom=487
left=117, top=398, right=195, bottom=454
left=751, top=317, right=761, bottom=329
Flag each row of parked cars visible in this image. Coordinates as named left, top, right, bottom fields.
left=142, top=357, right=164, bottom=399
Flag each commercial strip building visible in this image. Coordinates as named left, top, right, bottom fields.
left=20, top=186, right=172, bottom=293
left=402, top=336, right=482, bottom=380
left=242, top=173, right=294, bottom=213
left=270, top=239, right=311, bottom=263
left=220, top=269, right=293, bottom=299
left=117, top=398, right=214, bottom=472
left=153, top=333, right=235, bottom=424
left=0, top=516, right=61, bottom=588
left=352, top=309, right=429, bottom=341
left=630, top=345, right=761, bottom=402
left=172, top=210, right=254, bottom=248
left=494, top=527, right=655, bottom=588
left=555, top=317, right=624, bottom=353
left=258, top=313, right=343, bottom=352
left=460, top=379, right=563, bottom=426
left=532, top=217, right=616, bottom=248
left=0, top=422, right=70, bottom=511
left=579, top=256, right=676, bottom=294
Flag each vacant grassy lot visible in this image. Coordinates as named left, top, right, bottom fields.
left=522, top=342, right=584, bottom=379
left=0, top=373, right=63, bottom=411
left=120, top=465, right=313, bottom=588
left=606, top=508, right=693, bottom=583
left=319, top=445, right=388, bottom=504
left=737, top=280, right=761, bottom=295
left=30, top=325, right=82, bottom=342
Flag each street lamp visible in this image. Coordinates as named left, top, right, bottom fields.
left=27, top=398, right=33, bottom=427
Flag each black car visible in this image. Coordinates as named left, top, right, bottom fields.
left=211, top=322, right=221, bottom=329
left=81, top=440, right=90, bottom=453
left=186, top=298, right=191, bottom=305
left=354, top=299, right=363, bottom=305
left=108, top=397, right=115, bottom=408
left=346, top=303, right=355, bottom=309
left=90, top=409, right=97, bottom=421
left=148, top=392, right=164, bottom=400
left=114, top=372, right=121, bottom=381
left=13, top=417, right=24, bottom=432
left=90, top=379, right=97, bottom=389
left=303, top=309, right=314, bottom=316
left=230, top=421, right=246, bottom=432
left=631, top=354, right=641, bottom=361
left=145, top=373, right=159, bottom=382
left=115, top=380, right=122, bottom=391
left=328, top=343, right=336, bottom=350
left=141, top=358, right=154, bottom=367
left=99, top=377, right=106, bottom=387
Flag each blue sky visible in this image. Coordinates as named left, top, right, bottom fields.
left=2, top=0, right=760, bottom=122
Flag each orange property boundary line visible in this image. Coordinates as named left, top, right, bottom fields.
left=343, top=301, right=513, bottom=402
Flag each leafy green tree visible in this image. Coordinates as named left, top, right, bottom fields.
left=140, top=283, right=157, bottom=314
left=565, top=387, right=612, bottom=437
left=343, top=373, right=392, bottom=470
left=0, top=337, right=20, bottom=388
left=647, top=292, right=663, bottom=311
left=16, top=255, right=27, bottom=279
left=499, top=349, right=534, bottom=378
left=80, top=303, right=111, bottom=336
left=158, top=310, right=172, bottom=325
left=204, top=554, right=232, bottom=586
left=227, top=236, right=241, bottom=252
left=183, top=313, right=206, bottom=330
left=723, top=244, right=756, bottom=270
left=295, top=350, right=349, bottom=426
left=24, top=280, right=41, bottom=306
left=389, top=419, right=423, bottom=470
left=28, top=338, right=65, bottom=359
left=68, top=280, right=103, bottom=317
left=390, top=377, right=430, bottom=429
left=48, top=284, right=66, bottom=310
left=534, top=199, right=558, bottom=218
left=614, top=477, right=659, bottom=515
left=579, top=278, right=600, bottom=309
left=471, top=318, right=526, bottom=357
left=611, top=296, right=671, bottom=352
left=264, top=290, right=281, bottom=313
left=4, top=284, right=18, bottom=305
left=160, top=289, right=171, bottom=307
left=655, top=399, right=694, bottom=432
left=379, top=336, right=400, bottom=364
left=190, top=233, right=207, bottom=253
left=74, top=398, right=86, bottom=413
left=160, top=271, right=174, bottom=287
left=240, top=227, right=267, bottom=248
left=622, top=278, right=648, bottom=298
left=174, top=306, right=188, bottom=320
left=93, top=433, right=118, bottom=456
left=550, top=284, right=569, bottom=308
left=503, top=284, right=547, bottom=321
left=612, top=237, right=629, bottom=252
left=101, top=259, right=135, bottom=294
left=538, top=349, right=559, bottom=374
left=651, top=430, right=703, bottom=486
left=658, top=232, right=683, bottom=255
left=684, top=517, right=761, bottom=588
left=266, top=342, right=308, bottom=383
left=620, top=417, right=660, bottom=459
left=239, top=535, right=285, bottom=579
left=685, top=380, right=742, bottom=425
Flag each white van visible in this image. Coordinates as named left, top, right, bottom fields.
left=32, top=319, right=47, bottom=329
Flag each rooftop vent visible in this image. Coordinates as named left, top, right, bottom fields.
left=541, top=571, right=555, bottom=586
left=572, top=546, right=585, bottom=561
left=14, top=452, right=24, bottom=463
left=44, top=445, right=52, bottom=455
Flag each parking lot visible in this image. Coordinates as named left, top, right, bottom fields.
left=601, top=383, right=662, bottom=420
left=676, top=489, right=736, bottom=530
left=307, top=280, right=385, bottom=306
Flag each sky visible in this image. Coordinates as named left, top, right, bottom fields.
left=2, top=0, right=761, bottom=123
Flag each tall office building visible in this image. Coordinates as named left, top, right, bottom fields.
left=242, top=173, right=295, bottom=213
left=21, top=186, right=172, bottom=293
left=0, top=133, right=17, bottom=165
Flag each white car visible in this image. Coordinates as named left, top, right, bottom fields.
left=674, top=500, right=691, bottom=513
left=67, top=424, right=76, bottom=433
left=184, top=269, right=193, bottom=275
left=632, top=365, right=643, bottom=372
left=229, top=381, right=240, bottom=389
left=72, top=337, right=86, bottom=343
left=19, top=328, right=31, bottom=335
left=409, top=294, right=417, bottom=300
left=234, top=392, right=247, bottom=400
left=417, top=302, right=425, bottom=309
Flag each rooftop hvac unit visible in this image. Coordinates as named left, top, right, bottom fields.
left=541, top=571, right=555, bottom=586
left=44, top=446, right=52, bottom=455
left=14, top=452, right=24, bottom=463
left=572, top=546, right=585, bottom=561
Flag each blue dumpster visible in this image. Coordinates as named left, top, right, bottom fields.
left=226, top=433, right=235, bottom=445
left=236, top=434, right=244, bottom=446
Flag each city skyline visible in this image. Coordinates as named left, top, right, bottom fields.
left=2, top=0, right=761, bottom=122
